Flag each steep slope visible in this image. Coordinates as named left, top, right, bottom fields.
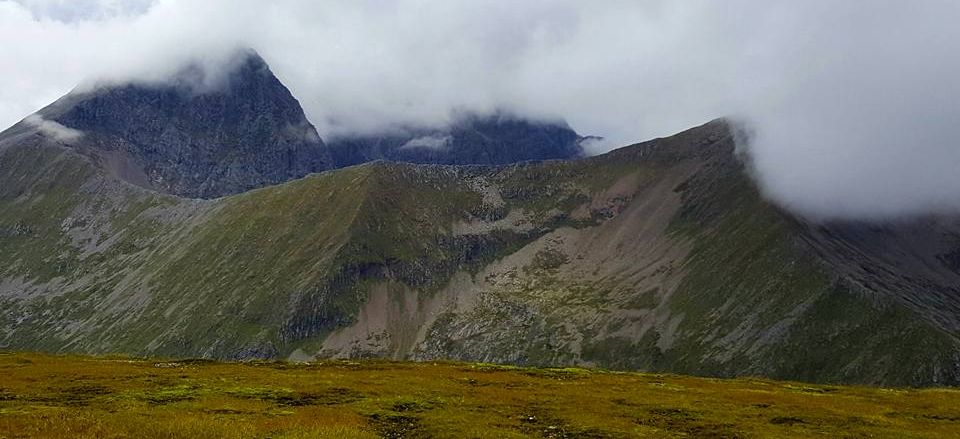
left=1, top=118, right=959, bottom=386
left=325, top=112, right=586, bottom=167
left=0, top=50, right=332, bottom=199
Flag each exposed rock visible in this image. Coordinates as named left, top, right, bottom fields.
left=25, top=49, right=333, bottom=198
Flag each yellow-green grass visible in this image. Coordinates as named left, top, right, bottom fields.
left=0, top=352, right=957, bottom=438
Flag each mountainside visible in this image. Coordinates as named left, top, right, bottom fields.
left=325, top=112, right=586, bottom=167
left=0, top=50, right=333, bottom=198
left=2, top=114, right=959, bottom=386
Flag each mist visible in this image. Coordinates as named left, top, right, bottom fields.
left=1, top=0, right=959, bottom=220
left=23, top=114, right=82, bottom=141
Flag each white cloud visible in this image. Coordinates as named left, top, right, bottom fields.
left=400, top=135, right=452, bottom=151
left=577, top=137, right=611, bottom=156
left=12, top=0, right=154, bottom=21
left=0, top=0, right=958, bottom=219
left=23, top=114, right=82, bottom=141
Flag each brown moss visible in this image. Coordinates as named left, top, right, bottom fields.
left=0, top=352, right=956, bottom=438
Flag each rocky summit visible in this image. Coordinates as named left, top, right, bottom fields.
left=6, top=50, right=334, bottom=199
left=0, top=55, right=959, bottom=388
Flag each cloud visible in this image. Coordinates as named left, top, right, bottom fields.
left=12, top=0, right=154, bottom=22
left=23, top=114, right=82, bottom=142
left=577, top=137, right=611, bottom=156
left=0, top=0, right=958, bottom=220
left=726, top=2, right=960, bottom=220
left=400, top=135, right=452, bottom=151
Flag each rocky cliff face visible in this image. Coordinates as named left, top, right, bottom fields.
left=325, top=112, right=585, bottom=167
left=1, top=116, right=959, bottom=386
left=23, top=50, right=333, bottom=198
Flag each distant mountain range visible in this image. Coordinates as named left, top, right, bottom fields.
left=0, top=51, right=958, bottom=387
left=325, top=112, right=586, bottom=168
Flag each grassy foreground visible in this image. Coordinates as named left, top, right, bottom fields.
left=0, top=353, right=957, bottom=438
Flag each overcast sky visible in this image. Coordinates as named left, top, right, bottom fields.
left=1, top=0, right=959, bottom=220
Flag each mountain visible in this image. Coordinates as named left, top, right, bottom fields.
left=2, top=106, right=959, bottom=386
left=0, top=50, right=333, bottom=198
left=0, top=49, right=590, bottom=197
left=325, top=112, right=586, bottom=167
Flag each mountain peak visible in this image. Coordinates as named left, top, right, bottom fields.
left=160, top=48, right=271, bottom=95
left=27, top=49, right=332, bottom=199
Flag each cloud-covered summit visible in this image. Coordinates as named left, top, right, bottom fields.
left=2, top=0, right=959, bottom=219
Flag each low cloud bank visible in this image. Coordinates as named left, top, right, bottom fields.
left=2, top=0, right=958, bottom=220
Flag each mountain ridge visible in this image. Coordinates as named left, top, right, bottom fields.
left=2, top=116, right=959, bottom=386
left=2, top=50, right=960, bottom=386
